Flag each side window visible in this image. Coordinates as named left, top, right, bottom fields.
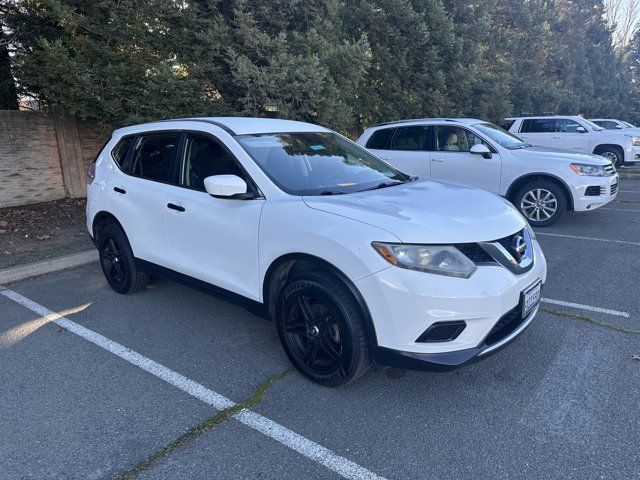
left=599, top=121, right=618, bottom=129
left=130, top=133, right=179, bottom=183
left=389, top=126, right=429, bottom=151
left=556, top=119, right=582, bottom=133
left=501, top=119, right=516, bottom=131
left=521, top=119, right=555, bottom=133
left=366, top=128, right=395, bottom=150
left=111, top=137, right=134, bottom=168
left=435, top=126, right=486, bottom=152
left=180, top=134, right=244, bottom=191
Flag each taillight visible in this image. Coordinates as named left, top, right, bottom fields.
left=86, top=162, right=96, bottom=184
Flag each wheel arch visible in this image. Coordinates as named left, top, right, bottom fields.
left=593, top=144, right=624, bottom=162
left=506, top=173, right=574, bottom=211
left=262, top=253, right=379, bottom=347
left=91, top=210, right=126, bottom=245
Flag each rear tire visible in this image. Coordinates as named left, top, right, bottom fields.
left=275, top=270, right=371, bottom=386
left=98, top=222, right=149, bottom=294
left=514, top=180, right=567, bottom=227
left=594, top=146, right=624, bottom=168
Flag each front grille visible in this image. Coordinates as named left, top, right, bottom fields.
left=604, top=163, right=616, bottom=176
left=416, top=321, right=466, bottom=343
left=456, top=244, right=495, bottom=263
left=611, top=182, right=618, bottom=195
left=585, top=186, right=600, bottom=196
left=484, top=304, right=526, bottom=346
left=496, top=230, right=522, bottom=250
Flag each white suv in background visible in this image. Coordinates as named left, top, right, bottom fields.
left=86, top=117, right=546, bottom=386
left=589, top=118, right=640, bottom=134
left=358, top=118, right=618, bottom=227
left=505, top=115, right=640, bottom=167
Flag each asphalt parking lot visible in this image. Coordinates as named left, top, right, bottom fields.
left=1, top=177, right=639, bottom=480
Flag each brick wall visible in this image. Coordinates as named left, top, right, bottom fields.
left=0, top=110, right=106, bottom=208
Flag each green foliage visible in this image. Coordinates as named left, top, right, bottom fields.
left=2, top=0, right=638, bottom=131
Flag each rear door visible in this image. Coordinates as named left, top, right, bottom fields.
left=369, top=126, right=432, bottom=177
left=109, top=131, right=180, bottom=265
left=163, top=131, right=265, bottom=300
left=429, top=124, right=501, bottom=193
left=517, top=118, right=556, bottom=147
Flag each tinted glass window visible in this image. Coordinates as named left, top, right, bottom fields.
left=236, top=132, right=409, bottom=196
left=501, top=119, right=516, bottom=131
left=130, top=134, right=178, bottom=183
left=111, top=137, right=134, bottom=167
left=180, top=134, right=243, bottom=191
left=556, top=119, right=583, bottom=133
left=593, top=120, right=619, bottom=130
left=521, top=119, right=555, bottom=133
left=366, top=128, right=395, bottom=149
left=474, top=123, right=528, bottom=150
left=435, top=126, right=487, bottom=152
left=390, top=126, right=429, bottom=151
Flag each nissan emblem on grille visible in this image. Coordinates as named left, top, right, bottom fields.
left=510, top=235, right=527, bottom=262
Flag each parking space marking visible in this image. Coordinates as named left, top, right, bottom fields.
left=541, top=298, right=630, bottom=318
left=535, top=231, right=640, bottom=246
left=0, top=287, right=385, bottom=480
left=599, top=207, right=640, bottom=212
left=619, top=190, right=639, bottom=193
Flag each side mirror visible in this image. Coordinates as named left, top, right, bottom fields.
left=204, top=175, right=249, bottom=198
left=470, top=143, right=492, bottom=159
left=615, top=125, right=623, bottom=129
left=576, top=126, right=587, bottom=133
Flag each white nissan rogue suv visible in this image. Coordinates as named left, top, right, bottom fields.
left=358, top=118, right=618, bottom=227
left=87, top=117, right=547, bottom=386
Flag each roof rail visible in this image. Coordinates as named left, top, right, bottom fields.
left=372, top=117, right=455, bottom=128
left=156, top=117, right=237, bottom=136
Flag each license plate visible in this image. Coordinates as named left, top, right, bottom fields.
left=522, top=280, right=542, bottom=318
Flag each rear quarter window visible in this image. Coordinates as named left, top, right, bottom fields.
left=111, top=137, right=134, bottom=168
left=366, top=128, right=395, bottom=150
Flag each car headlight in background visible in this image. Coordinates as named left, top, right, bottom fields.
left=372, top=242, right=477, bottom=278
left=629, top=136, right=640, bottom=146
left=569, top=163, right=607, bottom=176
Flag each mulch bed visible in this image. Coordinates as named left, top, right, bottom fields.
left=0, top=198, right=93, bottom=269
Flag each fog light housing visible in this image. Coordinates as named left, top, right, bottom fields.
left=416, top=321, right=466, bottom=342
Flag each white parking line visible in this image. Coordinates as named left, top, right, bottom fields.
left=619, top=190, right=639, bottom=193
left=535, top=231, right=640, bottom=246
left=541, top=298, right=630, bottom=318
left=599, top=207, right=640, bottom=212
left=0, top=287, right=385, bottom=480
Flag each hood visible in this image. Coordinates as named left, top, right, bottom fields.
left=510, top=146, right=609, bottom=165
left=303, top=179, right=525, bottom=244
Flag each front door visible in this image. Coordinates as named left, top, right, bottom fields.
left=164, top=131, right=265, bottom=301
left=429, top=125, right=501, bottom=193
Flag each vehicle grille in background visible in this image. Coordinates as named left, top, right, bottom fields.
left=416, top=321, right=466, bottom=343
left=610, top=182, right=618, bottom=195
left=604, top=163, right=616, bottom=176
left=585, top=186, right=601, bottom=196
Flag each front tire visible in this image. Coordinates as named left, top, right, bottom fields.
left=275, top=270, right=371, bottom=386
left=98, top=222, right=149, bottom=294
left=514, top=180, right=567, bottom=227
left=594, top=146, right=624, bottom=168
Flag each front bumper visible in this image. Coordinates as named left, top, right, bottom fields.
left=624, top=145, right=640, bottom=164
left=355, top=239, right=547, bottom=371
left=571, top=174, right=618, bottom=211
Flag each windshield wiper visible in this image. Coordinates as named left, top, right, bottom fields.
left=320, top=190, right=346, bottom=196
left=360, top=180, right=406, bottom=192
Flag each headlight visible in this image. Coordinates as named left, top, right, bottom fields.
left=371, top=242, right=477, bottom=278
left=569, top=163, right=606, bottom=176
left=630, top=136, right=640, bottom=147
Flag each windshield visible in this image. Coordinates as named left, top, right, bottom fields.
left=473, top=122, right=529, bottom=150
left=582, top=119, right=604, bottom=131
left=622, top=121, right=636, bottom=128
left=236, top=132, right=410, bottom=196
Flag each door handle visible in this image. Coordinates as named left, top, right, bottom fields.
left=167, top=202, right=185, bottom=212
left=113, top=186, right=126, bottom=194
left=431, top=158, right=445, bottom=163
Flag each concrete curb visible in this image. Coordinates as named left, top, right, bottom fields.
left=0, top=250, right=99, bottom=285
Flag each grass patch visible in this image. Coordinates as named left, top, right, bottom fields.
left=114, top=368, right=292, bottom=480
left=540, top=306, right=640, bottom=334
